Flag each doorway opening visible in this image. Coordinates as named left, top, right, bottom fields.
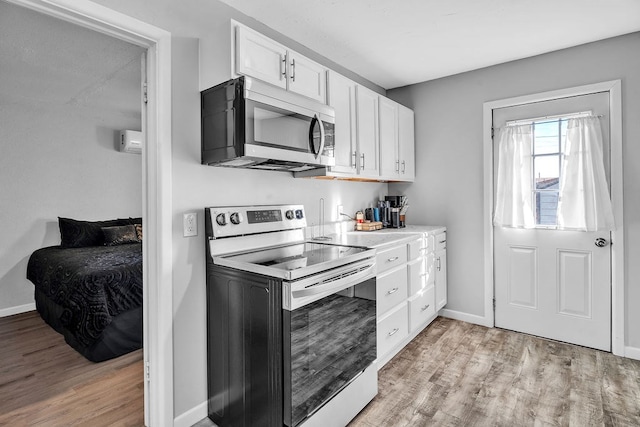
left=5, top=0, right=174, bottom=424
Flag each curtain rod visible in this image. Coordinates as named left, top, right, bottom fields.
left=505, top=111, right=604, bottom=127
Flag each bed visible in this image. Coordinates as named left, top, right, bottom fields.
left=26, top=217, right=143, bottom=362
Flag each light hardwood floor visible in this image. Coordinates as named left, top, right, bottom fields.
left=350, top=317, right=640, bottom=427
left=0, top=310, right=144, bottom=426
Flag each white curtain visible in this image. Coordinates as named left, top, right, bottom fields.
left=493, top=124, right=535, bottom=228
left=557, top=116, right=615, bottom=231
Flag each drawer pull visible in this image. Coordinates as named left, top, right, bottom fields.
left=421, top=304, right=430, bottom=312
left=387, top=287, right=399, bottom=295
left=388, top=328, right=399, bottom=337
left=421, top=273, right=428, bottom=277
left=387, top=256, right=399, bottom=262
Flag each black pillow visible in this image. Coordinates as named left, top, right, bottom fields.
left=58, top=217, right=122, bottom=248
left=102, top=225, right=140, bottom=246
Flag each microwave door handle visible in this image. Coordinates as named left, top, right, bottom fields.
left=311, top=114, right=325, bottom=158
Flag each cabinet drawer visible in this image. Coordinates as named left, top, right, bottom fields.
left=409, top=286, right=435, bottom=331
left=377, top=302, right=409, bottom=360
left=376, top=244, right=407, bottom=274
left=377, top=266, right=408, bottom=315
left=435, top=232, right=447, bottom=251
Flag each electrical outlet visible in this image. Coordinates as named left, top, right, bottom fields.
left=183, top=212, right=197, bottom=237
left=337, top=204, right=344, bottom=220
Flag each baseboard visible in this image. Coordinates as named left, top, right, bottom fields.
left=0, top=303, right=36, bottom=318
left=624, top=346, right=640, bottom=361
left=174, top=400, right=208, bottom=427
left=439, top=308, right=493, bottom=328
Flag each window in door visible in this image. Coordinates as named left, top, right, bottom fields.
left=507, top=112, right=592, bottom=228
left=532, top=118, right=565, bottom=227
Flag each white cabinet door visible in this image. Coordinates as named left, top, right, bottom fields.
left=327, top=71, right=357, bottom=173
left=287, top=51, right=327, bottom=103
left=355, top=85, right=379, bottom=176
left=435, top=232, right=447, bottom=310
left=379, top=97, right=399, bottom=178
left=398, top=104, right=415, bottom=180
left=235, top=25, right=287, bottom=90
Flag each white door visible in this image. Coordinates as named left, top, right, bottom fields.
left=493, top=92, right=612, bottom=351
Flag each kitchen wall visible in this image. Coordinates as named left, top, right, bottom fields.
left=388, top=32, right=640, bottom=349
left=90, top=0, right=389, bottom=419
left=0, top=2, right=144, bottom=314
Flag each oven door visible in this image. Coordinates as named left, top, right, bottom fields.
left=282, top=261, right=377, bottom=427
left=244, top=91, right=335, bottom=167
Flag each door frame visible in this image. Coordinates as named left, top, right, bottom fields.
left=6, top=0, right=174, bottom=424
left=482, top=80, right=624, bottom=356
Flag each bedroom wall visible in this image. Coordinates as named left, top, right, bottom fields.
left=0, top=2, right=145, bottom=314
left=90, top=0, right=389, bottom=420
left=388, top=32, right=640, bottom=349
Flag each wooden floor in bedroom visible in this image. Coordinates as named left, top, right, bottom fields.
left=0, top=310, right=143, bottom=426
left=350, top=317, right=640, bottom=427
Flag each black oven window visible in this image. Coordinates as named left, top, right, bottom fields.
left=286, top=281, right=376, bottom=426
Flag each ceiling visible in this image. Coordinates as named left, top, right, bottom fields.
left=218, top=0, right=640, bottom=89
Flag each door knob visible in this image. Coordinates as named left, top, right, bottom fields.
left=595, top=238, right=608, bottom=247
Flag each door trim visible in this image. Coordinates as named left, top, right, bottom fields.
left=482, top=80, right=624, bottom=356
left=6, top=0, right=175, bottom=424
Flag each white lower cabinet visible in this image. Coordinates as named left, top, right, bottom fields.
left=377, top=302, right=409, bottom=359
left=377, top=266, right=408, bottom=316
left=375, top=229, right=446, bottom=368
left=409, top=286, right=436, bottom=331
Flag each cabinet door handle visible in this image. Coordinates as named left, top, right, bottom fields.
left=421, top=273, right=428, bottom=277
left=281, top=56, right=286, bottom=79
left=421, top=304, right=430, bottom=312
left=388, top=328, right=399, bottom=337
left=291, top=58, right=296, bottom=82
left=387, top=256, right=399, bottom=262
left=437, top=258, right=441, bottom=271
left=361, top=153, right=365, bottom=169
left=387, top=287, right=399, bottom=295
left=402, top=160, right=406, bottom=173
left=351, top=151, right=357, bottom=168
left=395, top=160, right=400, bottom=172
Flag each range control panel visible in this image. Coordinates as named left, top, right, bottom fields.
left=206, top=205, right=306, bottom=239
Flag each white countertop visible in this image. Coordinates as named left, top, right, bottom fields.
left=315, top=225, right=446, bottom=249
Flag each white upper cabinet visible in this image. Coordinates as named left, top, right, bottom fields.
left=232, top=21, right=415, bottom=182
left=327, top=70, right=357, bottom=173
left=379, top=97, right=399, bottom=178
left=235, top=24, right=327, bottom=103
left=287, top=51, right=327, bottom=103
left=235, top=24, right=287, bottom=90
left=398, top=104, right=415, bottom=180
left=356, top=85, right=380, bottom=176
left=379, top=99, right=415, bottom=181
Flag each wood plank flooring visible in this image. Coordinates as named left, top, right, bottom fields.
left=350, top=317, right=640, bottom=427
left=0, top=310, right=144, bottom=426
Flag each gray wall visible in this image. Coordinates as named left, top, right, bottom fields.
left=388, top=32, right=640, bottom=347
left=0, top=2, right=144, bottom=313
left=91, top=0, right=388, bottom=418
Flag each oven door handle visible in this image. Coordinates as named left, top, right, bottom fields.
left=284, top=261, right=376, bottom=310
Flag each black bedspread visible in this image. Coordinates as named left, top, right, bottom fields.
left=27, top=243, right=143, bottom=359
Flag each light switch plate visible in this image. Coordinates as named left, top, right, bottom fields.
left=183, top=212, right=197, bottom=237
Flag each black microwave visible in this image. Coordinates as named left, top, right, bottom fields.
left=201, top=76, right=335, bottom=172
